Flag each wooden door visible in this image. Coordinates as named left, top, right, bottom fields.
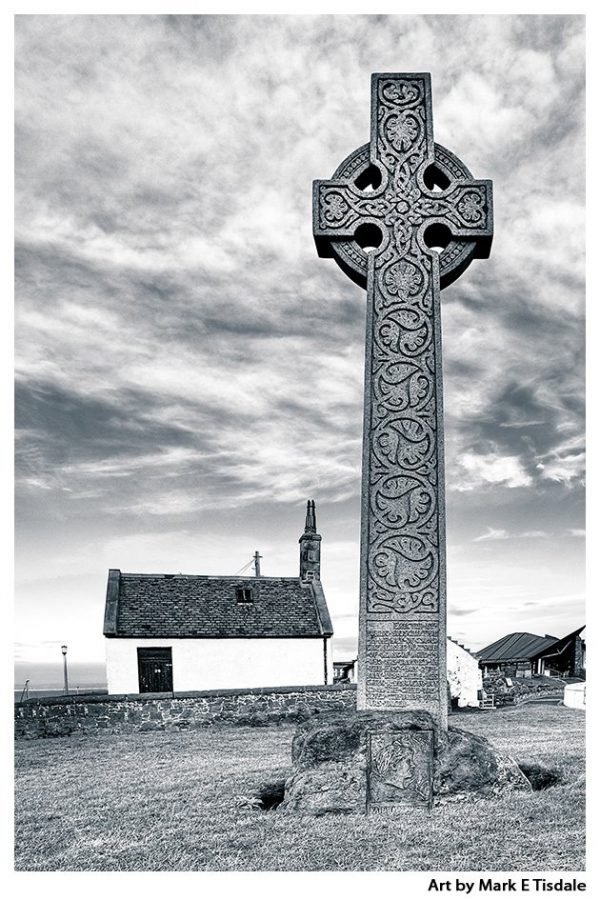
left=137, top=647, right=173, bottom=693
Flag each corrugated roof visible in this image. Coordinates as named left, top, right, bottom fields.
left=103, top=570, right=333, bottom=639
left=476, top=631, right=558, bottom=663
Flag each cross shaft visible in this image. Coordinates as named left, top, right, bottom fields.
left=313, top=74, right=493, bottom=727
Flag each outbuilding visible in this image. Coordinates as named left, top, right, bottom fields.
left=476, top=626, right=585, bottom=679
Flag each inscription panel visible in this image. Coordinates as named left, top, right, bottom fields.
left=367, top=729, right=433, bottom=809
left=363, top=619, right=441, bottom=709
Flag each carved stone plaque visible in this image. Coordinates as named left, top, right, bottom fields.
left=313, top=74, right=493, bottom=728
left=367, top=729, right=433, bottom=810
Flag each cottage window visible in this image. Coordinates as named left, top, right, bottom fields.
left=236, top=587, right=253, bottom=604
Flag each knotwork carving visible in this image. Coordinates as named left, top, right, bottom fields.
left=371, top=474, right=435, bottom=530
left=369, top=530, right=439, bottom=613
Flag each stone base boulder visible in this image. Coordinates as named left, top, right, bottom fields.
left=280, top=710, right=531, bottom=814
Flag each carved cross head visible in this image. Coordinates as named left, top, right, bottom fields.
left=313, top=73, right=493, bottom=291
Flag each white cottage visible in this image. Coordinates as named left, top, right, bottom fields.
left=447, top=636, right=482, bottom=708
left=103, top=501, right=333, bottom=694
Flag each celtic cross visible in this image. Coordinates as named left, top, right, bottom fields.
left=313, top=73, right=493, bottom=727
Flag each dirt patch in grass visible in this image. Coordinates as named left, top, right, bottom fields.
left=14, top=705, right=585, bottom=871
left=518, top=762, right=562, bottom=791
left=255, top=779, right=286, bottom=810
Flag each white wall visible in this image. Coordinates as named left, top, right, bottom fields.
left=447, top=639, right=482, bottom=708
left=106, top=637, right=331, bottom=694
left=564, top=683, right=586, bottom=709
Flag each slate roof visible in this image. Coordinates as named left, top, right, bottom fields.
left=476, top=631, right=559, bottom=664
left=103, top=570, right=333, bottom=639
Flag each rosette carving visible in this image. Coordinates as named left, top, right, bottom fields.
left=380, top=258, right=426, bottom=303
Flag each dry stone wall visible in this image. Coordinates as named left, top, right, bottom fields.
left=14, top=684, right=356, bottom=740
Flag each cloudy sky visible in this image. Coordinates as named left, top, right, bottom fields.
left=15, top=14, right=585, bottom=681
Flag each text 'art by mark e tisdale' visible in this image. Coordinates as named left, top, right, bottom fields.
left=313, top=73, right=493, bottom=722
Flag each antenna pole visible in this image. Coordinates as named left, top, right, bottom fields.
left=254, top=550, right=262, bottom=577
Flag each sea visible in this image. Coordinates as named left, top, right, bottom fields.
left=14, top=660, right=107, bottom=701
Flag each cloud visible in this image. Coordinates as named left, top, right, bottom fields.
left=473, top=527, right=510, bottom=543
left=454, top=453, right=532, bottom=491
left=537, top=440, right=586, bottom=484
left=472, top=527, right=550, bottom=542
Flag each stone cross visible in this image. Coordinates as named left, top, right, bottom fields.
left=314, top=73, right=493, bottom=729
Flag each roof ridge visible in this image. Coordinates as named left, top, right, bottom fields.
left=447, top=635, right=477, bottom=658
left=119, top=573, right=305, bottom=581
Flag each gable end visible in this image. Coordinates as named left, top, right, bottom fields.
left=103, top=569, right=121, bottom=636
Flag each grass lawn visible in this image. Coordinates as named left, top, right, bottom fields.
left=14, top=704, right=585, bottom=872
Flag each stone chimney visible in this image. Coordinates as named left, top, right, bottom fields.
left=299, top=499, right=321, bottom=581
